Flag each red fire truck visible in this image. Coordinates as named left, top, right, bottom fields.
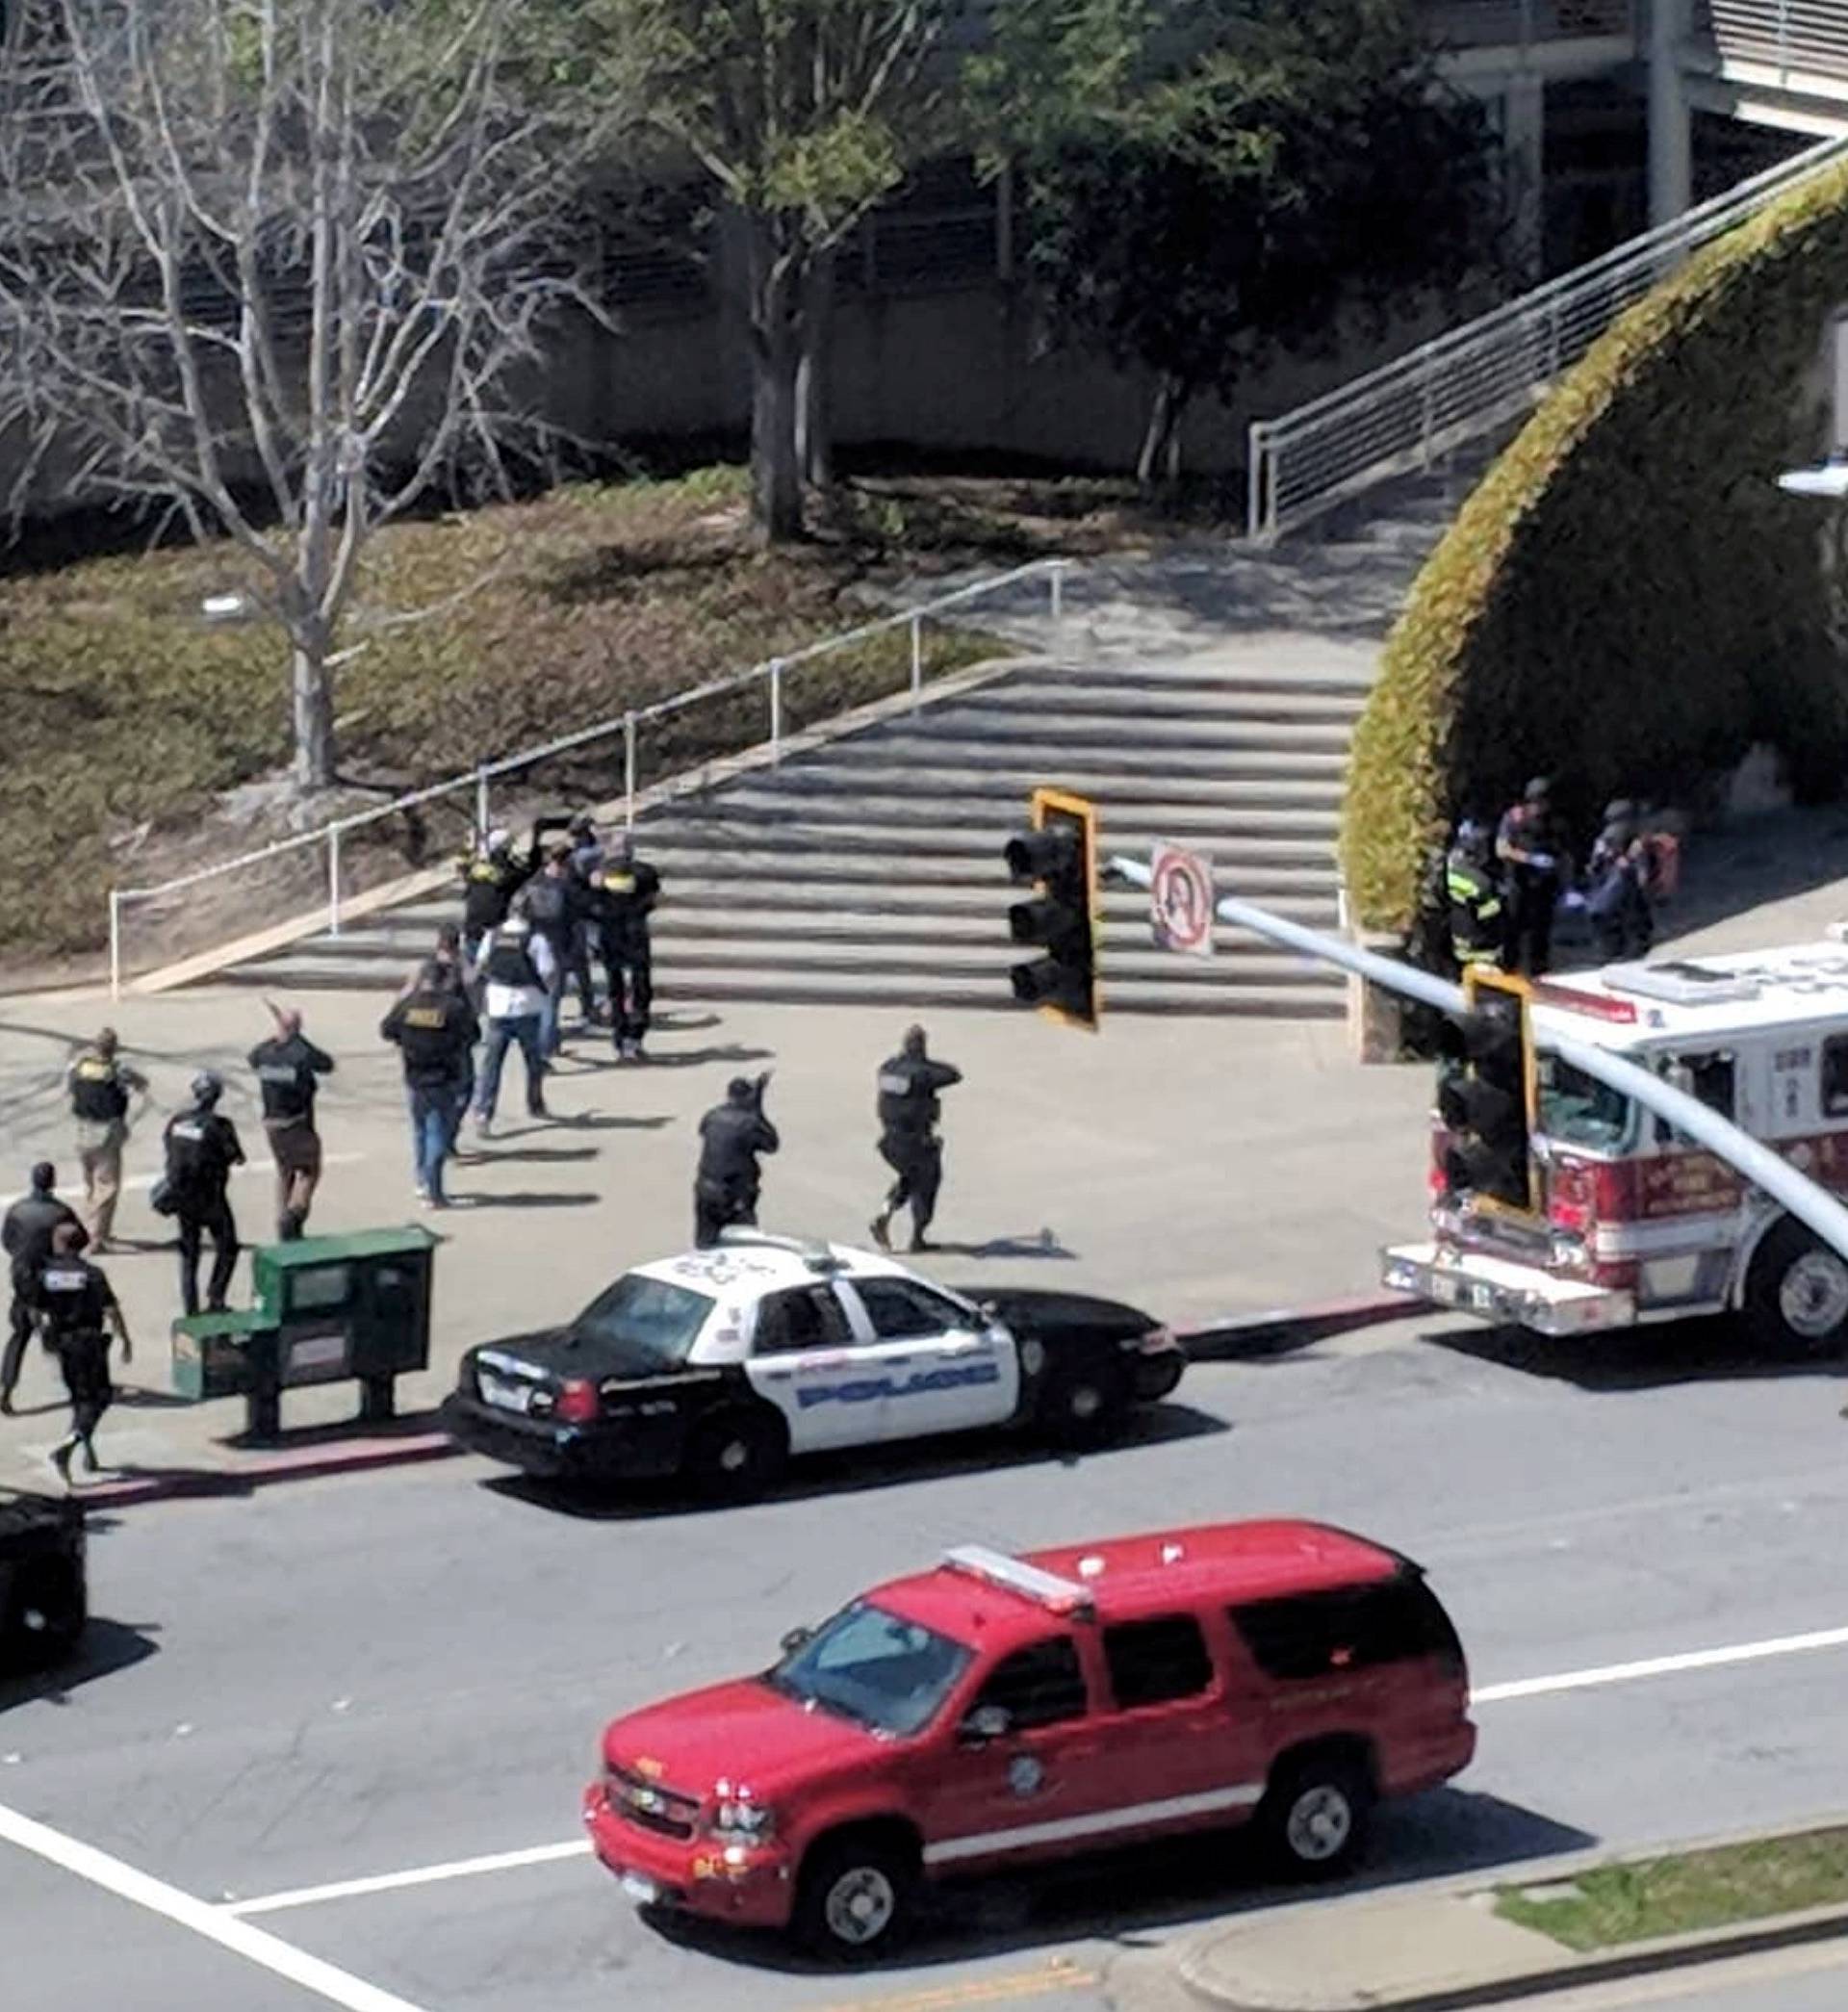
left=1384, top=941, right=1848, bottom=1352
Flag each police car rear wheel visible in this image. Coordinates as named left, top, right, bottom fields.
left=1041, top=1364, right=1129, bottom=1449
left=687, top=1412, right=785, bottom=1500
left=1746, top=1221, right=1848, bottom=1355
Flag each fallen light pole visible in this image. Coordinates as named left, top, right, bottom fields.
left=1109, top=856, right=1848, bottom=1266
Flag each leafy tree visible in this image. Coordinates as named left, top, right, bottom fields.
left=975, top=0, right=1506, bottom=487
left=0, top=0, right=625, bottom=788
left=573, top=0, right=968, bottom=542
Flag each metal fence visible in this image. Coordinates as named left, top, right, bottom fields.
left=107, top=558, right=1070, bottom=999
left=1245, top=131, right=1848, bottom=542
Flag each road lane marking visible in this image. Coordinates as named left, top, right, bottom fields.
left=224, top=1839, right=591, bottom=1917
left=1473, top=1622, right=1848, bottom=1704
left=219, top=1619, right=1848, bottom=1922
left=0, top=1798, right=430, bottom=2012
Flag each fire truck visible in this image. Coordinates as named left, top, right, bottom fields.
left=1383, top=939, right=1848, bottom=1351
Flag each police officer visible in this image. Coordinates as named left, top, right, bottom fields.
left=517, top=842, right=581, bottom=1059
left=163, top=1071, right=245, bottom=1317
left=1445, top=819, right=1504, bottom=974
left=1585, top=809, right=1655, bottom=962
left=1496, top=776, right=1567, bottom=977
left=382, top=961, right=479, bottom=1208
left=248, top=1002, right=335, bottom=1241
left=459, top=827, right=531, bottom=966
left=593, top=832, right=662, bottom=1062
left=34, top=1222, right=131, bottom=1483
left=2, top=1163, right=87, bottom=1415
left=869, top=1025, right=962, bottom=1253
left=65, top=1026, right=146, bottom=1251
left=694, top=1075, right=779, bottom=1248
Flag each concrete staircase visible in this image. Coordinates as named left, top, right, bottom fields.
left=216, top=458, right=1482, bottom=1017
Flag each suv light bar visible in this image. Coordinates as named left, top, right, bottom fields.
left=942, top=1544, right=1095, bottom=1617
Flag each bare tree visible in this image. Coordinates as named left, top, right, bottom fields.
left=0, top=0, right=629, bottom=788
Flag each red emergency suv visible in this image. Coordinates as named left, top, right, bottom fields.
left=583, top=1519, right=1476, bottom=1959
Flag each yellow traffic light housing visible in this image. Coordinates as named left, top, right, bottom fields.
left=1003, top=787, right=1100, bottom=1031
left=1444, top=966, right=1539, bottom=1216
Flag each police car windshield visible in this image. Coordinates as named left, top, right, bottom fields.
left=765, top=1601, right=972, bottom=1737
left=570, top=1275, right=713, bottom=1371
left=1537, top=1054, right=1634, bottom=1151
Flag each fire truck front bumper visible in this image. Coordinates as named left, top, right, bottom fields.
left=1382, top=1244, right=1635, bottom=1336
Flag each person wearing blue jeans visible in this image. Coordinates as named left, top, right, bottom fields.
left=381, top=964, right=478, bottom=1210
left=407, top=1084, right=457, bottom=1205
left=472, top=914, right=555, bottom=1138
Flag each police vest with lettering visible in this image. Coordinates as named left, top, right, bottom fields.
left=485, top=937, right=541, bottom=992
left=70, top=1055, right=128, bottom=1123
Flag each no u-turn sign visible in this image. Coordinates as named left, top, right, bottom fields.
left=1150, top=841, right=1215, bottom=958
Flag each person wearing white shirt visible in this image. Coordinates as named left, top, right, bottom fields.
left=472, top=913, right=555, bottom=1137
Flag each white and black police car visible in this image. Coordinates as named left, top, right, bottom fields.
left=441, top=1229, right=1186, bottom=1495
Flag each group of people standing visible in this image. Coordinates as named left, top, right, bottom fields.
left=1446, top=777, right=1680, bottom=979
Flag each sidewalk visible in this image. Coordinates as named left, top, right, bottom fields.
left=1172, top=1819, right=1848, bottom=2012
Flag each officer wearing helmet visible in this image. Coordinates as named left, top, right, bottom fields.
left=459, top=826, right=532, bottom=967
left=161, top=1070, right=246, bottom=1316
left=869, top=1025, right=962, bottom=1253
left=1, top=1161, right=87, bottom=1414
left=1445, top=817, right=1504, bottom=974
left=1496, top=776, right=1567, bottom=976
left=693, top=1074, right=778, bottom=1248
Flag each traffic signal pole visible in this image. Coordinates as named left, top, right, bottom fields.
left=1106, top=856, right=1848, bottom=1266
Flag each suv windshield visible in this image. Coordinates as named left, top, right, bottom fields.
left=765, top=1601, right=972, bottom=1737
left=1537, top=1053, right=1633, bottom=1152
left=570, top=1274, right=714, bottom=1372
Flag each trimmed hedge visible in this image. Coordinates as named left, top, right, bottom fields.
left=1343, top=158, right=1848, bottom=934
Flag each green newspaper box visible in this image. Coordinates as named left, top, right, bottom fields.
left=170, top=1225, right=439, bottom=1441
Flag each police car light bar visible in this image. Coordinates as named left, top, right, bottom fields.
left=942, top=1545, right=1095, bottom=1617
left=712, top=1228, right=845, bottom=1273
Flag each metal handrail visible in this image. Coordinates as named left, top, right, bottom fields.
left=107, top=556, right=1070, bottom=997
left=1245, top=130, right=1848, bottom=542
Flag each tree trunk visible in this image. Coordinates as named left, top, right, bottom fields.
left=797, top=248, right=837, bottom=492
left=291, top=627, right=337, bottom=790
left=1137, top=373, right=1191, bottom=491
left=746, top=217, right=807, bottom=545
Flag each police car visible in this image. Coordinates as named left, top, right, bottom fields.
left=0, top=1487, right=86, bottom=1674
left=441, top=1230, right=1185, bottom=1495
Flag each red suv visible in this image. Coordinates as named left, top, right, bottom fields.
left=583, top=1519, right=1476, bottom=1958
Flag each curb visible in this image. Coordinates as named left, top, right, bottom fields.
left=1175, top=1814, right=1848, bottom=2012
left=1177, top=1293, right=1414, bottom=1359
left=38, top=1430, right=460, bottom=1509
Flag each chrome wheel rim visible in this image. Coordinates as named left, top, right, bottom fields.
left=823, top=1867, right=896, bottom=1947
left=1286, top=1785, right=1352, bottom=1863
left=1780, top=1251, right=1848, bottom=1339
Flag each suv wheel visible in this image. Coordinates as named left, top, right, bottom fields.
left=1258, top=1752, right=1373, bottom=1880
left=792, top=1832, right=917, bottom=1961
left=687, top=1411, right=785, bottom=1500
left=1745, top=1220, right=1848, bottom=1355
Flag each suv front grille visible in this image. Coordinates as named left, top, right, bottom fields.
left=607, top=1764, right=700, bottom=1840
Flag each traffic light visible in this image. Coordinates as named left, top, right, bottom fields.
left=1004, top=787, right=1099, bottom=1030
left=1439, top=967, right=1536, bottom=1213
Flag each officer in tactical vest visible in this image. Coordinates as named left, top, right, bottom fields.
left=33, top=1222, right=131, bottom=1483
left=161, top=1071, right=245, bottom=1317
left=248, top=1002, right=336, bottom=1241
left=693, top=1075, right=779, bottom=1248
left=592, top=833, right=662, bottom=1062
left=65, top=1027, right=147, bottom=1250
left=2, top=1163, right=87, bottom=1414
left=382, top=962, right=479, bottom=1208
left=459, top=827, right=532, bottom=967
left=1445, top=819, right=1504, bottom=975
left=869, top=1025, right=962, bottom=1253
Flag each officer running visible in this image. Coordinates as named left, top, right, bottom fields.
left=592, top=832, right=661, bottom=1062
left=869, top=1025, right=962, bottom=1253
left=381, top=961, right=479, bottom=1208
left=162, top=1071, right=245, bottom=1317
left=34, top=1222, right=131, bottom=1484
left=693, top=1075, right=779, bottom=1248
left=459, top=827, right=532, bottom=967
left=2, top=1163, right=87, bottom=1415
left=65, top=1027, right=147, bottom=1251
left=248, top=1002, right=335, bottom=1241
left=1445, top=819, right=1504, bottom=974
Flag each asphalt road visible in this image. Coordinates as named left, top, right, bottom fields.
left=4, top=1307, right=1848, bottom=2012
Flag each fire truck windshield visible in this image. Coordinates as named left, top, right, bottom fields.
left=1537, top=1054, right=1634, bottom=1152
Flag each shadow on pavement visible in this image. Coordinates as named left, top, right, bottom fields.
left=218, top=1405, right=449, bottom=1454
left=932, top=1234, right=1076, bottom=1261
left=1654, top=808, right=1848, bottom=945
left=1424, top=1314, right=1845, bottom=1390
left=469, top=1145, right=601, bottom=1165
left=648, top=1788, right=1596, bottom=1976
left=454, top=1189, right=601, bottom=1210
left=0, top=1616, right=162, bottom=1710
left=486, top=1401, right=1229, bottom=1523
left=637, top=1045, right=775, bottom=1071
